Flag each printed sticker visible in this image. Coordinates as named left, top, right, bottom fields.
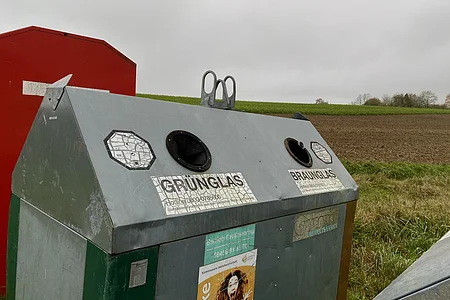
left=151, top=173, right=257, bottom=215
left=204, top=224, right=256, bottom=265
left=104, top=130, right=156, bottom=170
left=310, top=142, right=332, bottom=164
left=293, top=208, right=339, bottom=242
left=129, top=259, right=148, bottom=288
left=197, top=249, right=257, bottom=300
left=288, top=168, right=345, bottom=195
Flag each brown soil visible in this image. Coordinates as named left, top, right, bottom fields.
left=273, top=114, right=450, bottom=164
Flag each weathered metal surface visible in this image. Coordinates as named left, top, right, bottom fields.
left=375, top=232, right=450, bottom=300
left=16, top=199, right=87, bottom=300
left=154, top=204, right=346, bottom=299
left=12, top=88, right=113, bottom=252
left=13, top=87, right=358, bottom=254
left=400, top=278, right=450, bottom=299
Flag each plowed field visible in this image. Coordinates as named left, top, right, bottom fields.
left=276, top=114, right=450, bottom=164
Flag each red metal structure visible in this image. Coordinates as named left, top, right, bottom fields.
left=0, top=26, right=137, bottom=293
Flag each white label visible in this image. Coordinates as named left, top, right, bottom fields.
left=129, top=259, right=148, bottom=288
left=151, top=173, right=257, bottom=215
left=22, top=80, right=109, bottom=96
left=293, top=208, right=339, bottom=242
left=288, top=168, right=345, bottom=195
left=310, top=142, right=332, bottom=164
left=198, top=249, right=257, bottom=284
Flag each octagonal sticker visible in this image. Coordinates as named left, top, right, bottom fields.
left=310, top=142, right=332, bottom=164
left=104, top=130, right=155, bottom=170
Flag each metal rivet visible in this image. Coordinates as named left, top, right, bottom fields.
left=277, top=256, right=280, bottom=259
left=274, top=284, right=277, bottom=287
left=279, top=228, right=283, bottom=231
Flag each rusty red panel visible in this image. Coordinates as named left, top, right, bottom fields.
left=0, top=25, right=137, bottom=293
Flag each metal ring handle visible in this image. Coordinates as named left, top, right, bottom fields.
left=223, top=75, right=236, bottom=99
left=201, top=70, right=217, bottom=95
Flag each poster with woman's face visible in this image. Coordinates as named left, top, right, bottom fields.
left=197, top=249, right=257, bottom=300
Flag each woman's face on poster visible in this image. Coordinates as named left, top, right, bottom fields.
left=227, top=275, right=239, bottom=299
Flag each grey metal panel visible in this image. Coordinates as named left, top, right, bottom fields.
left=66, top=88, right=357, bottom=252
left=400, top=277, right=450, bottom=300
left=154, top=204, right=346, bottom=299
left=12, top=89, right=113, bottom=252
left=253, top=204, right=346, bottom=299
left=16, top=199, right=87, bottom=300
left=375, top=236, right=450, bottom=300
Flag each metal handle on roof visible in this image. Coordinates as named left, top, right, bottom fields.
left=47, top=74, right=72, bottom=110
left=200, top=70, right=236, bottom=110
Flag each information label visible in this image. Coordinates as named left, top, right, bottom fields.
left=293, top=208, right=339, bottom=242
left=151, top=173, right=257, bottom=215
left=288, top=168, right=345, bottom=195
left=204, top=224, right=256, bottom=265
left=129, top=259, right=148, bottom=288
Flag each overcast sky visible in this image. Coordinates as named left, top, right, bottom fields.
left=2, top=0, right=450, bottom=104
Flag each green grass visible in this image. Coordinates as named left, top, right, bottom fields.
left=137, top=94, right=450, bottom=115
left=343, top=161, right=450, bottom=300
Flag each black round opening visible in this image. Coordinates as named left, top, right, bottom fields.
left=166, top=130, right=212, bottom=172
left=284, top=138, right=313, bottom=168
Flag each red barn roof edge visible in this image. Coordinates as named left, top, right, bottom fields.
left=0, top=25, right=136, bottom=67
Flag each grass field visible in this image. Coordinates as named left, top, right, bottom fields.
left=137, top=94, right=450, bottom=115
left=344, top=161, right=450, bottom=299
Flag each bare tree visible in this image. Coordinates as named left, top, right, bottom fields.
left=353, top=93, right=371, bottom=105
left=445, top=94, right=450, bottom=108
left=381, top=94, right=392, bottom=106
left=418, top=90, right=438, bottom=108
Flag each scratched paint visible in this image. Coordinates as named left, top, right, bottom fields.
left=16, top=200, right=87, bottom=300
left=86, top=190, right=107, bottom=237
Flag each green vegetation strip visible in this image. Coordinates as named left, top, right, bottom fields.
left=137, top=94, right=450, bottom=115
left=342, top=161, right=450, bottom=300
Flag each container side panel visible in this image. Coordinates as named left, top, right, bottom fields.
left=82, top=241, right=108, bottom=299
left=12, top=90, right=113, bottom=252
left=254, top=204, right=346, bottom=299
left=6, top=194, right=20, bottom=300
left=107, top=246, right=159, bottom=299
left=155, top=236, right=204, bottom=299
left=83, top=242, right=159, bottom=300
left=154, top=204, right=345, bottom=299
left=15, top=200, right=87, bottom=300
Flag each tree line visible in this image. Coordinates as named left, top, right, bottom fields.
left=352, top=92, right=450, bottom=109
